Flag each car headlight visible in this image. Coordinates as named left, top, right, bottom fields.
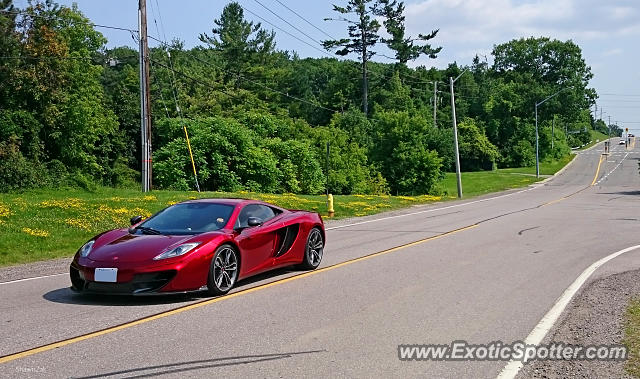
left=79, top=240, right=95, bottom=258
left=153, top=242, right=201, bottom=260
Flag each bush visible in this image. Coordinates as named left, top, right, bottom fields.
left=370, top=111, right=443, bottom=195
left=153, top=117, right=327, bottom=194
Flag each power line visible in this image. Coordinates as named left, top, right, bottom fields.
left=239, top=4, right=334, bottom=59
left=150, top=37, right=339, bottom=114
left=599, top=93, right=640, bottom=97
left=0, top=9, right=137, bottom=33
left=150, top=0, right=201, bottom=192
left=597, top=99, right=640, bottom=103
left=272, top=0, right=337, bottom=40
left=251, top=0, right=323, bottom=47
left=149, top=58, right=258, bottom=106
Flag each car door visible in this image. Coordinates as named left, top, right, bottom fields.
left=235, top=204, right=281, bottom=277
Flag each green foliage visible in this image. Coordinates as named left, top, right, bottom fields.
left=153, top=116, right=326, bottom=194
left=370, top=111, right=443, bottom=194
left=0, top=2, right=597, bottom=197
left=199, top=2, right=276, bottom=83
left=457, top=118, right=499, bottom=171
left=377, top=0, right=441, bottom=64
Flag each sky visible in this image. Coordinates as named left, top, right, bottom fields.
left=14, top=0, right=640, bottom=132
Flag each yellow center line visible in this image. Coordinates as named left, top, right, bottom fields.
left=0, top=224, right=478, bottom=365
left=591, top=154, right=605, bottom=186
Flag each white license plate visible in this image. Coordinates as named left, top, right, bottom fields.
left=94, top=268, right=118, bottom=282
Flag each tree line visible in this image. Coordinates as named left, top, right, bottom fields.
left=0, top=0, right=619, bottom=194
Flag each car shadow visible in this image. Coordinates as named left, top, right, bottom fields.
left=72, top=350, right=326, bottom=378
left=43, top=266, right=307, bottom=306
left=233, top=266, right=300, bottom=288
left=42, top=287, right=200, bottom=306
left=598, top=190, right=640, bottom=196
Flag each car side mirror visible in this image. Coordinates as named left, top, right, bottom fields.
left=247, top=217, right=262, bottom=227
left=130, top=215, right=143, bottom=225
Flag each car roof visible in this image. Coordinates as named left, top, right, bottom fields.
left=180, top=198, right=283, bottom=209
left=181, top=198, right=252, bottom=205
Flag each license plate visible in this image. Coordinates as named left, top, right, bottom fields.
left=94, top=268, right=118, bottom=282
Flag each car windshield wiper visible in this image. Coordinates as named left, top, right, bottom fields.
left=134, top=226, right=163, bottom=235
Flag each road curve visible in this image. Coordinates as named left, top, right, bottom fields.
left=1, top=138, right=639, bottom=378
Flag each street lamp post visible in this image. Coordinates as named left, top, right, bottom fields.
left=535, top=87, right=572, bottom=177
left=449, top=69, right=467, bottom=198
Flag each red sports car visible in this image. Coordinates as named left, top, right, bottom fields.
left=70, top=199, right=325, bottom=296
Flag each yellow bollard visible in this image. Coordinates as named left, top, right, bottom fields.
left=327, top=194, right=335, bottom=218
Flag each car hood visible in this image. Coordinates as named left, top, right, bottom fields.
left=88, top=230, right=200, bottom=263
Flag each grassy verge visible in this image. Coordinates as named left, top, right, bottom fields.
left=498, top=154, right=575, bottom=176
left=624, top=298, right=640, bottom=377
left=0, top=155, right=576, bottom=267
left=0, top=188, right=442, bottom=266
left=577, top=130, right=610, bottom=150
left=439, top=171, right=541, bottom=198
left=439, top=155, right=574, bottom=197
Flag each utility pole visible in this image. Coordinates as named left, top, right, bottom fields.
left=608, top=115, right=612, bottom=150
left=138, top=0, right=152, bottom=192
left=450, top=76, right=463, bottom=198
left=534, top=86, right=572, bottom=178
left=552, top=115, right=555, bottom=150
left=433, top=81, right=437, bottom=127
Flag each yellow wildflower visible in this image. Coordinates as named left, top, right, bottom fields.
left=22, top=227, right=50, bottom=237
left=0, top=203, right=10, bottom=218
left=65, top=218, right=92, bottom=231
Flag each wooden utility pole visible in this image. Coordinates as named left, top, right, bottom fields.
left=139, top=0, right=152, bottom=192
left=432, top=81, right=437, bottom=127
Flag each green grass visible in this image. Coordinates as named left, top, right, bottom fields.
left=439, top=155, right=575, bottom=197
left=439, top=170, right=541, bottom=198
left=577, top=130, right=610, bottom=150
left=0, top=155, right=576, bottom=267
left=624, top=298, right=640, bottom=377
left=0, top=188, right=442, bottom=266
left=498, top=154, right=575, bottom=176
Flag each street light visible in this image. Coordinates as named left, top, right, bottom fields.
left=449, top=69, right=467, bottom=198
left=535, top=86, right=572, bottom=177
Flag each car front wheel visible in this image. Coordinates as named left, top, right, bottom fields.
left=207, top=244, right=239, bottom=296
left=300, top=227, right=324, bottom=270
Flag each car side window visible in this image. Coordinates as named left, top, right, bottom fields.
left=236, top=204, right=279, bottom=228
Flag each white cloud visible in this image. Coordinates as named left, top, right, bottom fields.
left=404, top=0, right=639, bottom=46
left=603, top=48, right=623, bottom=57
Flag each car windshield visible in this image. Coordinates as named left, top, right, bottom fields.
left=138, top=202, right=234, bottom=235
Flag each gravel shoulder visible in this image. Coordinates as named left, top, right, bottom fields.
left=0, top=257, right=70, bottom=283
left=519, top=269, right=640, bottom=378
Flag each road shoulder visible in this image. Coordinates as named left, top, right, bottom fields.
left=519, top=269, right=640, bottom=378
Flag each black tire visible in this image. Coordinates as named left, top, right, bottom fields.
left=300, top=227, right=324, bottom=270
left=207, top=244, right=239, bottom=296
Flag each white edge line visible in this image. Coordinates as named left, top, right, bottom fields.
left=497, top=244, right=640, bottom=379
left=0, top=273, right=66, bottom=285
left=0, top=160, right=567, bottom=284
left=326, top=186, right=538, bottom=231
left=0, top=187, right=539, bottom=286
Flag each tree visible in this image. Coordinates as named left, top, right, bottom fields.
left=377, top=0, right=441, bottom=65
left=492, top=37, right=596, bottom=120
left=199, top=2, right=275, bottom=84
left=0, top=0, right=19, bottom=110
left=370, top=111, right=443, bottom=194
left=322, top=0, right=381, bottom=116
left=456, top=118, right=499, bottom=171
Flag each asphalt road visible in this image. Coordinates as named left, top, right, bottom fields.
left=1, top=138, right=640, bottom=378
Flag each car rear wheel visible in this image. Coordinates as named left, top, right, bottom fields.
left=300, top=227, right=324, bottom=270
left=207, top=244, right=239, bottom=296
